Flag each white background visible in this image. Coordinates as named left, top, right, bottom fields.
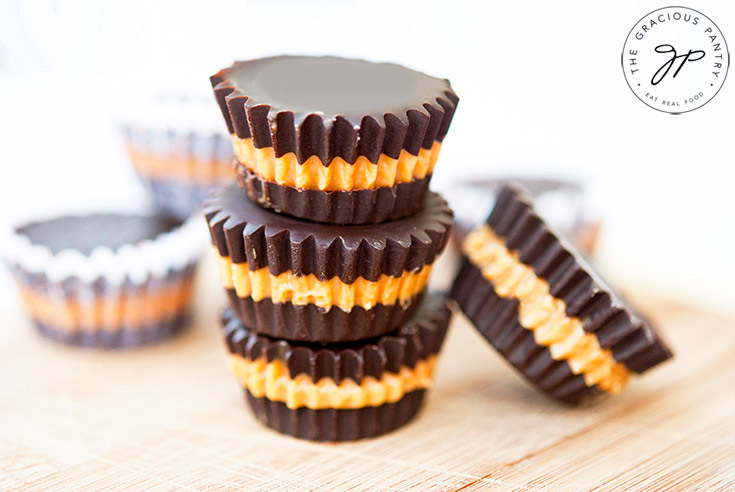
left=0, top=0, right=733, bottom=314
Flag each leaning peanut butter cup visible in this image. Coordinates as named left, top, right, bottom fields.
left=451, top=184, right=673, bottom=404
left=204, top=183, right=453, bottom=342
left=210, top=55, right=459, bottom=224
left=221, top=294, right=452, bottom=441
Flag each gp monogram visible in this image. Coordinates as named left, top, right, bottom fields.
left=622, top=6, right=729, bottom=114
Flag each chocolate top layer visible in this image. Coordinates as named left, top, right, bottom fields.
left=17, top=214, right=181, bottom=255
left=211, top=56, right=459, bottom=163
left=480, top=184, right=673, bottom=373
left=222, top=294, right=451, bottom=383
left=203, top=183, right=453, bottom=283
left=224, top=56, right=448, bottom=122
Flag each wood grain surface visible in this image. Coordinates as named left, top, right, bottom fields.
left=1, top=253, right=734, bottom=491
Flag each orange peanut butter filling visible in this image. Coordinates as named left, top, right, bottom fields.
left=18, top=280, right=193, bottom=332
left=126, top=146, right=235, bottom=183
left=229, top=354, right=437, bottom=410
left=232, top=136, right=441, bottom=191
left=216, top=251, right=431, bottom=311
left=463, top=225, right=630, bottom=394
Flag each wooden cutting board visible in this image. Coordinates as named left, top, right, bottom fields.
left=1, top=254, right=733, bottom=491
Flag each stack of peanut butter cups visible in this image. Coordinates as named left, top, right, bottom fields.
left=203, top=56, right=459, bottom=441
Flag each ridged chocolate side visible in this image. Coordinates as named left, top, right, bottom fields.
left=226, top=289, right=425, bottom=343
left=210, top=56, right=458, bottom=164
left=245, top=388, right=426, bottom=442
left=33, top=314, right=189, bottom=349
left=12, top=264, right=196, bottom=348
left=485, top=185, right=673, bottom=373
left=237, top=165, right=432, bottom=225
left=203, top=183, right=453, bottom=283
left=451, top=258, right=599, bottom=404
left=221, top=294, right=451, bottom=383
left=11, top=264, right=196, bottom=298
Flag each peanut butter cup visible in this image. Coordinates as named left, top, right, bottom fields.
left=211, top=55, right=458, bottom=224
left=221, top=294, right=451, bottom=441
left=451, top=184, right=673, bottom=404
left=3, top=213, right=203, bottom=348
left=121, top=93, right=236, bottom=220
left=204, top=183, right=453, bottom=342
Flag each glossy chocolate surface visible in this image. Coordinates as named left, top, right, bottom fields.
left=17, top=214, right=180, bottom=255
left=223, top=56, right=450, bottom=123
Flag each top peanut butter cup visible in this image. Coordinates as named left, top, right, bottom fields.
left=210, top=56, right=459, bottom=224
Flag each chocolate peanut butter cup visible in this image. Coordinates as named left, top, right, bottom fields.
left=204, top=183, right=453, bottom=342
left=221, top=294, right=452, bottom=441
left=210, top=55, right=458, bottom=224
left=451, top=185, right=673, bottom=404
left=120, top=93, right=236, bottom=220
left=3, top=213, right=203, bottom=348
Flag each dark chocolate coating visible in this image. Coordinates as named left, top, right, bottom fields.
left=484, top=184, right=673, bottom=373
left=221, top=294, right=451, bottom=384
left=203, top=183, right=453, bottom=283
left=17, top=214, right=181, bottom=255
left=451, top=257, right=599, bottom=404
left=210, top=56, right=458, bottom=163
left=226, top=289, right=424, bottom=343
left=237, top=164, right=432, bottom=225
left=245, top=388, right=426, bottom=442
